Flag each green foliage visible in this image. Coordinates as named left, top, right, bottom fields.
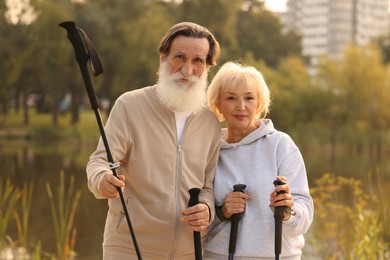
left=310, top=173, right=389, bottom=259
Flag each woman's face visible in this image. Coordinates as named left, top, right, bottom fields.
left=217, top=84, right=259, bottom=131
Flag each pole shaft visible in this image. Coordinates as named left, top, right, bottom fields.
left=273, top=179, right=285, bottom=258
left=188, top=188, right=202, bottom=260
left=228, top=184, right=246, bottom=259
left=59, top=21, right=142, bottom=260
left=81, top=59, right=143, bottom=260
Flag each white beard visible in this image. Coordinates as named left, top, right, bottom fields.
left=156, top=61, right=208, bottom=112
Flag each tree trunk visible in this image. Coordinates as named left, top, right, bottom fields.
left=52, top=99, right=60, bottom=127
left=22, top=89, right=29, bottom=126
left=70, top=90, right=81, bottom=125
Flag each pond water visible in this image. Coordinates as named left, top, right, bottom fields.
left=1, top=140, right=389, bottom=259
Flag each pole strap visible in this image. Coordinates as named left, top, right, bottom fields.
left=77, top=28, right=103, bottom=76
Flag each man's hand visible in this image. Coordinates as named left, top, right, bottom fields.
left=180, top=203, right=210, bottom=232
left=98, top=172, right=125, bottom=199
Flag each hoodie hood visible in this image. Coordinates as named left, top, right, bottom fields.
left=220, top=118, right=276, bottom=149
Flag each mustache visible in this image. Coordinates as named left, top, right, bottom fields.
left=170, top=72, right=198, bottom=84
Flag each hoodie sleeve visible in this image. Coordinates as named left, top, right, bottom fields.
left=276, top=133, right=314, bottom=237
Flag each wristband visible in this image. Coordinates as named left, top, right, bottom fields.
left=216, top=205, right=230, bottom=221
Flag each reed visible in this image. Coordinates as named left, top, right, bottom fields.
left=0, top=178, right=20, bottom=249
left=46, top=171, right=81, bottom=260
left=13, top=180, right=34, bottom=249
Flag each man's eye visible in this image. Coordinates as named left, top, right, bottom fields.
left=194, top=57, right=205, bottom=64
left=175, top=54, right=185, bottom=60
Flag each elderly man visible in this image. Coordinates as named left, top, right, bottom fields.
left=86, top=22, right=221, bottom=259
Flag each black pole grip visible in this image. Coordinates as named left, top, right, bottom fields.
left=188, top=188, right=202, bottom=260
left=273, top=179, right=286, bottom=258
left=59, top=21, right=99, bottom=110
left=228, top=184, right=246, bottom=260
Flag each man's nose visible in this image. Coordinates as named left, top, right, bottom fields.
left=181, top=61, right=195, bottom=77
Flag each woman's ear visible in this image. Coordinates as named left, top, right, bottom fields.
left=216, top=102, right=222, bottom=114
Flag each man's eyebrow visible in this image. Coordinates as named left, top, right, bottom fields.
left=173, top=50, right=185, bottom=56
left=195, top=54, right=207, bottom=60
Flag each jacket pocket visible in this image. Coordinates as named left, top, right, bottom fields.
left=116, top=198, right=134, bottom=233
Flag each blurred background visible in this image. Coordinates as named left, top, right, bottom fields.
left=1, top=0, right=389, bottom=259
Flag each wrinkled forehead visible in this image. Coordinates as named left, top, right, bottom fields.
left=170, top=36, right=209, bottom=59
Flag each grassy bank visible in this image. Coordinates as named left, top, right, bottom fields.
left=0, top=109, right=102, bottom=143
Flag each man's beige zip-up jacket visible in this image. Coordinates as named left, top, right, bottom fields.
left=86, top=85, right=221, bottom=259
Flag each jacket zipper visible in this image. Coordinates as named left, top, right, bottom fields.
left=168, top=143, right=182, bottom=259
left=168, top=114, right=193, bottom=259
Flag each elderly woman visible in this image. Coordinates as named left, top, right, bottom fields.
left=204, top=62, right=314, bottom=260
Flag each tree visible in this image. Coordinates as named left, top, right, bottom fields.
left=29, top=0, right=74, bottom=126
left=237, top=2, right=301, bottom=68
left=316, top=44, right=390, bottom=155
left=180, top=0, right=241, bottom=62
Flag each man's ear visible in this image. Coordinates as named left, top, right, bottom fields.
left=159, top=53, right=166, bottom=63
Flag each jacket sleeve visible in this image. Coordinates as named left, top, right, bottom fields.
left=199, top=123, right=221, bottom=223
left=86, top=98, right=131, bottom=199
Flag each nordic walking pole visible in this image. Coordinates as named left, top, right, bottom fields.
left=273, top=179, right=286, bottom=260
left=188, top=188, right=202, bottom=260
left=59, top=21, right=142, bottom=260
left=228, top=184, right=246, bottom=260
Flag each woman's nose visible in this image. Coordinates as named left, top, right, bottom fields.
left=237, top=100, right=246, bottom=110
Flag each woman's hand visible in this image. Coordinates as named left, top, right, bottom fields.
left=270, top=176, right=295, bottom=220
left=222, top=191, right=252, bottom=219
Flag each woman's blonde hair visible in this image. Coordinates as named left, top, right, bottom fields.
left=207, top=62, right=271, bottom=121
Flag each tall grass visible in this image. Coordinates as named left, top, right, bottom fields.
left=0, top=178, right=20, bottom=249
left=46, top=171, right=81, bottom=260
left=0, top=173, right=82, bottom=259
left=14, top=181, right=34, bottom=249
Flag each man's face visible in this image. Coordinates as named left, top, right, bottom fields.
left=156, top=36, right=210, bottom=112
left=160, top=35, right=209, bottom=87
